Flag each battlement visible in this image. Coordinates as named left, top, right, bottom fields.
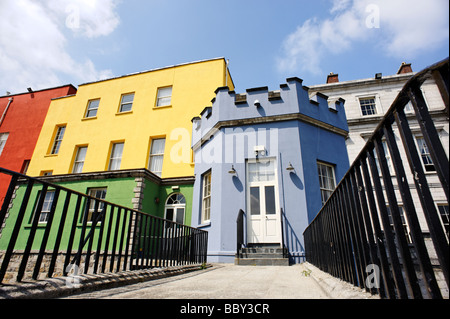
left=192, top=77, right=348, bottom=148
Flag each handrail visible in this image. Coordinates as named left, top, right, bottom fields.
left=236, top=209, right=245, bottom=256
left=0, top=167, right=208, bottom=283
left=303, top=57, right=449, bottom=299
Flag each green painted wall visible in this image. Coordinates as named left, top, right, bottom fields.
left=158, top=185, right=193, bottom=226
left=0, top=178, right=137, bottom=251
left=0, top=176, right=194, bottom=252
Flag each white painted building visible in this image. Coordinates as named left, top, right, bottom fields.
left=308, top=62, right=449, bottom=293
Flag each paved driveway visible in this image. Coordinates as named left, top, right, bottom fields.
left=65, top=263, right=377, bottom=299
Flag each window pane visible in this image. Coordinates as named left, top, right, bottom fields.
left=86, top=99, right=100, bottom=117
left=202, top=173, right=211, bottom=222
left=359, top=97, right=377, bottom=116
left=121, top=93, right=134, bottom=104
left=156, top=87, right=172, bottom=107
left=438, top=205, right=449, bottom=240
left=109, top=143, right=123, bottom=170
left=73, top=146, right=87, bottom=173
left=42, top=191, right=55, bottom=212
left=248, top=161, right=275, bottom=182
left=87, top=188, right=107, bottom=222
left=149, top=155, right=163, bottom=176
left=317, top=162, right=336, bottom=205
left=51, top=126, right=65, bottom=154
left=202, top=197, right=210, bottom=221
left=39, top=191, right=55, bottom=223
left=250, top=186, right=260, bottom=215
left=203, top=173, right=211, bottom=197
left=167, top=193, right=186, bottom=205
left=149, top=138, right=165, bottom=176
left=416, top=137, right=435, bottom=171
left=151, top=138, right=165, bottom=154
left=176, top=208, right=184, bottom=224
left=0, top=132, right=9, bottom=156
left=120, top=93, right=134, bottom=112
left=166, top=208, right=174, bottom=221
left=265, top=186, right=276, bottom=215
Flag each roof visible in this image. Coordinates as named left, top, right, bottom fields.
left=308, top=72, right=416, bottom=91
left=78, top=57, right=231, bottom=87
left=0, top=84, right=77, bottom=99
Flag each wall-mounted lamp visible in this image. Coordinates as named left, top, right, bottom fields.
left=228, top=165, right=237, bottom=175
left=254, top=100, right=261, bottom=107
left=286, top=162, right=295, bottom=171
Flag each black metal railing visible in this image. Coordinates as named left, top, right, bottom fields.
left=304, top=58, right=449, bottom=299
left=0, top=167, right=208, bottom=283
left=236, top=209, right=245, bottom=256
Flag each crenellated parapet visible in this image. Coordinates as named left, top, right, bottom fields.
left=192, top=77, right=348, bottom=148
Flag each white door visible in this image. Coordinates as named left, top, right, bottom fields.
left=247, top=159, right=281, bottom=244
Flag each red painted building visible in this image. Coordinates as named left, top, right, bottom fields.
left=0, top=85, right=77, bottom=205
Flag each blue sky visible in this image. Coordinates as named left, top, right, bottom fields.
left=1, top=0, right=448, bottom=94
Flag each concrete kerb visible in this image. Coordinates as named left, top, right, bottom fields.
left=302, top=262, right=380, bottom=299
left=0, top=263, right=211, bottom=299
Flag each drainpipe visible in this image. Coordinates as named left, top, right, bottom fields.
left=0, top=97, right=13, bottom=127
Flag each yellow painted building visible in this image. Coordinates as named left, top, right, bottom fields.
left=27, top=58, right=234, bottom=178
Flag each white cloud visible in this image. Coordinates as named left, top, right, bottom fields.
left=47, top=0, right=120, bottom=38
left=377, top=0, right=449, bottom=57
left=276, top=0, right=449, bottom=76
left=0, top=0, right=120, bottom=94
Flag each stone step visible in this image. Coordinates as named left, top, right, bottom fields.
left=238, top=252, right=284, bottom=259
left=234, top=258, right=290, bottom=266
left=240, top=247, right=287, bottom=255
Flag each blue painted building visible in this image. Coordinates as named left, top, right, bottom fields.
left=190, top=77, right=349, bottom=263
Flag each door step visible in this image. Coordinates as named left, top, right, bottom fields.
left=235, top=246, right=289, bottom=266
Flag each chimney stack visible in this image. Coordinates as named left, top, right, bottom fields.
left=397, top=62, right=413, bottom=74
left=326, top=72, right=339, bottom=83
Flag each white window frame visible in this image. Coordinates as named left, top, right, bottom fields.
left=164, top=193, right=186, bottom=226
left=0, top=132, right=9, bottom=156
left=148, top=138, right=165, bottom=177
left=437, top=204, right=449, bottom=241
left=85, top=99, right=100, bottom=118
left=359, top=96, right=378, bottom=116
left=386, top=206, right=412, bottom=244
left=156, top=86, right=172, bottom=107
left=374, top=139, right=394, bottom=176
left=201, top=171, right=212, bottom=224
left=415, top=136, right=436, bottom=172
left=119, top=93, right=134, bottom=113
left=51, top=126, right=65, bottom=154
left=86, top=188, right=107, bottom=223
left=35, top=190, right=55, bottom=224
left=73, top=146, right=88, bottom=173
left=108, top=142, right=124, bottom=171
left=317, top=161, right=336, bottom=206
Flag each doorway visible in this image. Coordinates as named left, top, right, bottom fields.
left=246, top=159, right=281, bottom=244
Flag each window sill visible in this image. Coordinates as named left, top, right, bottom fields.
left=153, top=105, right=172, bottom=110
left=82, top=116, right=97, bottom=121
left=115, top=111, right=133, bottom=116
left=44, top=154, right=58, bottom=158
left=24, top=223, right=48, bottom=228
left=198, top=222, right=211, bottom=229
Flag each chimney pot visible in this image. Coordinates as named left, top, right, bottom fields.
left=397, top=62, right=413, bottom=74
left=326, top=72, right=339, bottom=83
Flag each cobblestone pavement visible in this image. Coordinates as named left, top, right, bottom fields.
left=63, top=262, right=378, bottom=299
